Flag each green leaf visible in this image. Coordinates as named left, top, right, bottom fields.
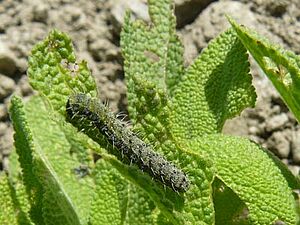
left=9, top=95, right=94, bottom=225
left=101, top=152, right=215, bottom=225
left=124, top=76, right=174, bottom=157
left=121, top=0, right=185, bottom=96
left=228, top=16, right=300, bottom=123
left=9, top=95, right=45, bottom=225
left=89, top=160, right=156, bottom=225
left=121, top=0, right=185, bottom=135
left=27, top=29, right=98, bottom=114
left=27, top=28, right=98, bottom=173
left=25, top=96, right=94, bottom=225
left=213, top=178, right=249, bottom=225
left=186, top=134, right=299, bottom=225
left=171, top=28, right=256, bottom=140
left=0, top=173, right=32, bottom=225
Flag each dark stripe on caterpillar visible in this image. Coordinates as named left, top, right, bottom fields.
left=66, top=93, right=190, bottom=192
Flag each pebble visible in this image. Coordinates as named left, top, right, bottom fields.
left=0, top=74, right=15, bottom=100
left=0, top=40, right=17, bottom=77
left=265, top=113, right=289, bottom=132
left=266, top=130, right=291, bottom=158
left=0, top=125, right=13, bottom=156
left=0, top=122, right=7, bottom=136
left=288, top=165, right=300, bottom=176
left=18, top=75, right=33, bottom=96
left=291, top=130, right=300, bottom=164
left=248, top=126, right=259, bottom=135
left=0, top=104, right=7, bottom=121
left=32, top=2, right=48, bottom=23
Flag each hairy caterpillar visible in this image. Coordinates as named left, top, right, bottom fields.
left=66, top=93, right=190, bottom=192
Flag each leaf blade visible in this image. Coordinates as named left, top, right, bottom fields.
left=9, top=95, right=93, bottom=225
left=0, top=173, right=32, bottom=225
left=229, top=16, right=300, bottom=122
left=171, top=28, right=256, bottom=139
left=187, top=135, right=299, bottom=224
left=27, top=29, right=98, bottom=114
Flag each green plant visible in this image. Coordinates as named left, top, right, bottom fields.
left=1, top=0, right=299, bottom=224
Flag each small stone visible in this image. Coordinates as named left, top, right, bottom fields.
left=0, top=122, right=7, bottom=136
left=248, top=126, right=259, bottom=135
left=266, top=130, right=291, bottom=158
left=265, top=113, right=289, bottom=132
left=0, top=125, right=13, bottom=156
left=18, top=75, right=33, bottom=96
left=0, top=74, right=16, bottom=100
left=32, top=3, right=48, bottom=23
left=291, top=130, right=300, bottom=164
left=288, top=165, right=300, bottom=176
left=16, top=58, right=28, bottom=74
left=270, top=105, right=281, bottom=114
left=88, top=39, right=115, bottom=61
left=0, top=40, right=17, bottom=76
left=0, top=104, right=8, bottom=121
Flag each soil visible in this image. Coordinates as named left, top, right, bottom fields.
left=0, top=0, right=299, bottom=174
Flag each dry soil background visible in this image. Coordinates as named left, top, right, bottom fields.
left=0, top=0, right=299, bottom=174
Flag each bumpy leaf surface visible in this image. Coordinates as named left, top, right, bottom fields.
left=89, top=160, right=156, bottom=225
left=9, top=95, right=45, bottom=224
left=100, top=152, right=215, bottom=225
left=25, top=96, right=94, bottom=225
left=0, top=173, right=32, bottom=225
left=229, top=17, right=300, bottom=122
left=171, top=28, right=256, bottom=140
left=121, top=0, right=184, bottom=144
left=18, top=0, right=300, bottom=224
left=186, top=134, right=299, bottom=225
left=9, top=95, right=93, bottom=225
left=27, top=29, right=97, bottom=114
left=121, top=0, right=184, bottom=96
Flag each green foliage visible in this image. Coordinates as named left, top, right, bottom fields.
left=0, top=173, right=32, bottom=225
left=170, top=28, right=256, bottom=139
left=228, top=16, right=300, bottom=123
left=1, top=0, right=300, bottom=224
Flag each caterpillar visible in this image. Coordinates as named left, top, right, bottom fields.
left=66, top=93, right=190, bottom=192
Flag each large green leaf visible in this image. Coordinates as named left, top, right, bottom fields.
left=186, top=134, right=299, bottom=225
left=171, top=28, right=256, bottom=140
left=229, top=17, right=300, bottom=122
left=121, top=0, right=184, bottom=139
left=9, top=95, right=94, bottom=225
left=9, top=95, right=45, bottom=225
left=26, top=96, right=94, bottom=225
